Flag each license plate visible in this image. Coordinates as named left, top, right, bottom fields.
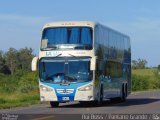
left=62, top=97, right=69, bottom=101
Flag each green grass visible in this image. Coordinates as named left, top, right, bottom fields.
left=132, top=69, right=156, bottom=76
left=132, top=68, right=160, bottom=91
left=0, top=92, right=40, bottom=109
left=0, top=71, right=40, bottom=109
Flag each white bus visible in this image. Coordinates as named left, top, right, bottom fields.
left=32, top=21, right=131, bottom=107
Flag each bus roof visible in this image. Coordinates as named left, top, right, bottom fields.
left=43, top=21, right=130, bottom=38
left=43, top=21, right=96, bottom=29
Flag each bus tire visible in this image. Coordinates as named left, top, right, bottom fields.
left=100, top=85, right=103, bottom=103
left=125, top=84, right=128, bottom=97
left=121, top=84, right=126, bottom=102
left=98, top=85, right=103, bottom=105
left=50, top=101, right=59, bottom=107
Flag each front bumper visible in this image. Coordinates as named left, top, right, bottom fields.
left=40, top=82, right=94, bottom=102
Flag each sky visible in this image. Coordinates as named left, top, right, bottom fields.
left=0, top=0, right=160, bottom=66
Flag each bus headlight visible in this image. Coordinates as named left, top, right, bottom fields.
left=78, top=84, right=93, bottom=91
left=40, top=85, right=53, bottom=92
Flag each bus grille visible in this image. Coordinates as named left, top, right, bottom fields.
left=56, top=89, right=74, bottom=94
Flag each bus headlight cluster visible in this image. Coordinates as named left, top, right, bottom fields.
left=78, top=84, right=93, bottom=91
left=40, top=85, right=53, bottom=92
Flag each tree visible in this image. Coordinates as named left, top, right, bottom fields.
left=158, top=65, right=160, bottom=71
left=132, top=58, right=147, bottom=69
left=1, top=47, right=35, bottom=75
left=0, top=51, right=5, bottom=72
left=18, top=47, right=34, bottom=71
left=5, top=48, right=19, bottom=75
left=0, top=51, right=10, bottom=74
left=131, top=60, right=138, bottom=69
left=137, top=58, right=147, bottom=69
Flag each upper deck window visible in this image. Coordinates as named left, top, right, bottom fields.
left=41, top=27, right=92, bottom=50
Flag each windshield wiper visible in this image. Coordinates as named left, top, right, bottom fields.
left=68, top=53, right=77, bottom=58
left=55, top=53, right=62, bottom=58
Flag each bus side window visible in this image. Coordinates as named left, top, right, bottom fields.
left=105, top=61, right=122, bottom=78
left=105, top=61, right=111, bottom=78
left=95, top=60, right=104, bottom=79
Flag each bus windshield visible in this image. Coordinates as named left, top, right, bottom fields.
left=39, top=58, right=93, bottom=83
left=41, top=27, right=92, bottom=50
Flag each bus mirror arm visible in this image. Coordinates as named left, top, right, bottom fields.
left=31, top=57, right=39, bottom=71
left=90, top=56, right=97, bottom=71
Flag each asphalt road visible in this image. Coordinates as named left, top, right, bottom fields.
left=0, top=90, right=160, bottom=120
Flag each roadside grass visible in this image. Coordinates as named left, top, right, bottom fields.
left=132, top=69, right=160, bottom=91
left=0, top=71, right=40, bottom=109
left=0, top=91, right=40, bottom=109
left=132, top=69, right=155, bottom=76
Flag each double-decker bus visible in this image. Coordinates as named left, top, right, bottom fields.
left=31, top=21, right=131, bottom=107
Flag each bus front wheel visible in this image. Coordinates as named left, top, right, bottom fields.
left=121, top=84, right=126, bottom=102
left=50, top=101, right=59, bottom=107
left=99, top=85, right=103, bottom=104
left=96, top=85, right=103, bottom=105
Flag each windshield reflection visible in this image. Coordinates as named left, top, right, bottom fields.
left=39, top=58, right=93, bottom=83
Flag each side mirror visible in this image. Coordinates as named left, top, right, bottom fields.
left=90, top=56, right=97, bottom=70
left=31, top=57, right=39, bottom=71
